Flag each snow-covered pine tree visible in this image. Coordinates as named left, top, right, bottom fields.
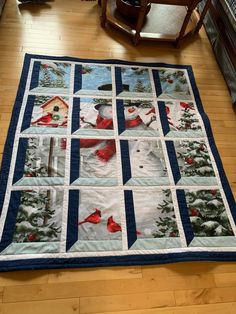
left=13, top=190, right=61, bottom=243
left=152, top=190, right=179, bottom=238
left=134, top=79, right=151, bottom=93
left=177, top=140, right=215, bottom=177
left=177, top=103, right=201, bottom=131
left=186, top=189, right=234, bottom=237
left=24, top=138, right=48, bottom=177
left=39, top=65, right=52, bottom=87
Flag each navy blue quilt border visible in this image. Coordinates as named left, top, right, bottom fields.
left=0, top=53, right=235, bottom=272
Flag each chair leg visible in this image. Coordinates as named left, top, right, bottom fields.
left=100, top=0, right=108, bottom=27
left=175, top=6, right=194, bottom=48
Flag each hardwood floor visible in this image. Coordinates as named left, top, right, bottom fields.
left=0, top=0, right=235, bottom=313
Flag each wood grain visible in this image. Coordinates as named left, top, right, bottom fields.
left=0, top=0, right=235, bottom=313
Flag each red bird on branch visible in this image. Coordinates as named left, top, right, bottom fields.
left=180, top=102, right=194, bottom=110
left=107, top=216, right=122, bottom=233
left=78, top=208, right=101, bottom=225
left=32, top=112, right=53, bottom=125
left=145, top=107, right=156, bottom=115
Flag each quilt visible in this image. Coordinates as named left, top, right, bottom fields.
left=0, top=54, right=235, bottom=271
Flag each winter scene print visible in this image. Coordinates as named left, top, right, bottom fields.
left=71, top=138, right=118, bottom=186
left=164, top=101, right=203, bottom=137
left=174, top=140, right=217, bottom=185
left=69, top=190, right=123, bottom=252
left=23, top=96, right=69, bottom=134
left=185, top=189, right=236, bottom=247
left=123, top=139, right=169, bottom=186
left=74, top=98, right=114, bottom=136
left=14, top=137, right=66, bottom=186
left=157, top=69, right=192, bottom=100
left=2, top=190, right=63, bottom=255
left=31, top=61, right=71, bottom=94
left=75, top=64, right=112, bottom=96
left=118, top=100, right=159, bottom=137
left=116, top=67, right=152, bottom=98
left=131, top=190, right=181, bottom=250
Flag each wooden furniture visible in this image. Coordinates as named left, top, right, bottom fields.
left=100, top=0, right=212, bottom=47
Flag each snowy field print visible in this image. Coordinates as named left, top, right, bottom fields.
left=117, top=100, right=160, bottom=137
left=69, top=189, right=123, bottom=252
left=30, top=61, right=71, bottom=94
left=13, top=137, right=66, bottom=186
left=116, top=66, right=152, bottom=98
left=2, top=190, right=63, bottom=255
left=173, top=140, right=217, bottom=186
left=163, top=101, right=203, bottom=137
left=75, top=64, right=112, bottom=96
left=130, top=190, right=181, bottom=250
left=22, top=95, right=69, bottom=135
left=156, top=68, right=192, bottom=100
left=73, top=98, right=114, bottom=136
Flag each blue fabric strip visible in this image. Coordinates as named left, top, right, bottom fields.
left=176, top=189, right=194, bottom=246
left=116, top=99, right=125, bottom=134
left=74, top=65, right=82, bottom=93
left=70, top=139, right=80, bottom=184
left=120, top=140, right=131, bottom=184
left=115, top=67, right=123, bottom=95
left=21, top=95, right=36, bottom=132
left=12, top=138, right=28, bottom=184
left=30, top=61, right=41, bottom=90
left=0, top=191, right=21, bottom=252
left=66, top=190, right=79, bottom=251
left=158, top=101, right=170, bottom=136
left=165, top=141, right=181, bottom=184
left=72, top=98, right=80, bottom=133
left=124, top=190, right=137, bottom=249
left=152, top=70, right=162, bottom=97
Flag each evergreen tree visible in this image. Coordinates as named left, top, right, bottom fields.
left=152, top=190, right=179, bottom=238
left=39, top=67, right=52, bottom=87
left=134, top=79, right=151, bottom=93
left=13, top=190, right=61, bottom=243
left=177, top=140, right=215, bottom=177
left=24, top=138, right=48, bottom=177
left=186, top=189, right=233, bottom=237
left=177, top=103, right=201, bottom=131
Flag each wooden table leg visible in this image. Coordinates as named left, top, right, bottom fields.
left=195, top=0, right=212, bottom=33
left=175, top=4, right=195, bottom=48
left=133, top=0, right=148, bottom=45
left=101, top=0, right=108, bottom=28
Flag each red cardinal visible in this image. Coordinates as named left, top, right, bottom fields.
left=180, top=102, right=194, bottom=110
left=32, top=112, right=53, bottom=125
left=78, top=208, right=101, bottom=225
left=136, top=230, right=142, bottom=235
left=107, top=216, right=122, bottom=233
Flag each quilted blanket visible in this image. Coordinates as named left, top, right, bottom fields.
left=0, top=54, right=235, bottom=271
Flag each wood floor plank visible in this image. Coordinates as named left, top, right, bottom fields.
left=175, top=287, right=236, bottom=306
left=2, top=298, right=79, bottom=314
left=79, top=291, right=175, bottom=313
left=2, top=274, right=215, bottom=303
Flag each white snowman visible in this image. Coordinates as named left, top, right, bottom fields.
left=123, top=102, right=156, bottom=131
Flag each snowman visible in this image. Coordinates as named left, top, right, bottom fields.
left=123, top=101, right=156, bottom=131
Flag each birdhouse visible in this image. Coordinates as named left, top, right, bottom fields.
left=41, top=96, right=68, bottom=118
